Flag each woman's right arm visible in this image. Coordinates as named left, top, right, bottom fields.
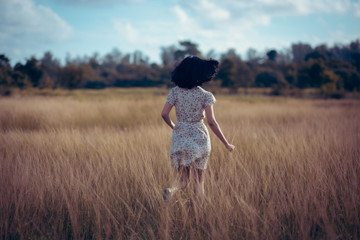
left=161, top=102, right=175, bottom=129
left=205, top=104, right=235, bottom=152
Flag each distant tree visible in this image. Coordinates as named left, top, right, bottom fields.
left=297, top=59, right=341, bottom=90
left=81, top=65, right=101, bottom=85
left=306, top=60, right=325, bottom=88
left=0, top=54, right=11, bottom=68
left=266, top=50, right=277, bottom=61
left=102, top=53, right=115, bottom=68
left=205, top=49, right=217, bottom=59
left=282, top=63, right=298, bottom=87
left=3, top=38, right=360, bottom=92
left=218, top=50, right=253, bottom=91
left=0, top=67, right=13, bottom=87
left=40, top=51, right=59, bottom=88
left=326, top=40, right=360, bottom=63
left=246, top=48, right=259, bottom=64
left=159, top=65, right=172, bottom=87
left=41, top=52, right=60, bottom=68
left=221, top=48, right=240, bottom=61
left=65, top=53, right=74, bottom=66
left=236, top=60, right=254, bottom=91
left=350, top=40, right=360, bottom=52
left=304, top=51, right=327, bottom=61
left=14, top=57, right=44, bottom=87
left=328, top=44, right=347, bottom=60
left=160, top=41, right=202, bottom=66
left=38, top=72, right=54, bottom=89
left=0, top=55, right=14, bottom=90
left=334, top=67, right=360, bottom=91
left=12, top=70, right=31, bottom=89
left=297, top=69, right=311, bottom=88
left=255, top=70, right=287, bottom=88
left=350, top=52, right=360, bottom=72
left=314, top=44, right=328, bottom=55
left=102, top=48, right=123, bottom=68
left=291, top=43, right=313, bottom=63
left=217, top=58, right=237, bottom=89
left=121, top=54, right=131, bottom=65
left=88, top=52, right=100, bottom=69
left=112, top=48, right=123, bottom=64
left=160, top=45, right=177, bottom=66
left=276, top=49, right=292, bottom=64
left=132, top=50, right=149, bottom=65
left=59, top=65, right=83, bottom=89
left=320, top=70, right=341, bottom=97
left=174, top=41, right=202, bottom=60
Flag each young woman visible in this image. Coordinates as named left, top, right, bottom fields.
left=161, top=56, right=235, bottom=201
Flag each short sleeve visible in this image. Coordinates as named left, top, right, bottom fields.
left=204, top=91, right=216, bottom=108
left=166, top=88, right=176, bottom=106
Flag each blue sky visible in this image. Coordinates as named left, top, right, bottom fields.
left=1, top=0, right=360, bottom=65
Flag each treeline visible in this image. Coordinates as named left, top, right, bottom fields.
left=1, top=40, right=360, bottom=97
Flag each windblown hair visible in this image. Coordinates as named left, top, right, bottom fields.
left=171, top=56, right=219, bottom=89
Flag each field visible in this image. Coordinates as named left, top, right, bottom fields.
left=0, top=88, right=359, bottom=239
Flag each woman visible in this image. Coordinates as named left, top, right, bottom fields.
left=161, top=56, right=235, bottom=201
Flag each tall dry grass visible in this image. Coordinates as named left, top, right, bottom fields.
left=0, top=90, right=359, bottom=239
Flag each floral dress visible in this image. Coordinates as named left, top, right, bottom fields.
left=166, top=86, right=216, bottom=170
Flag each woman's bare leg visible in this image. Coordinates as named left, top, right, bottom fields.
left=193, top=168, right=205, bottom=203
left=173, top=166, right=190, bottom=191
left=164, top=166, right=190, bottom=200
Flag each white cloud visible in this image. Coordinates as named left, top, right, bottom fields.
left=0, top=0, right=73, bottom=62
left=172, top=5, right=189, bottom=24
left=0, top=0, right=73, bottom=41
left=54, top=0, right=143, bottom=7
left=112, top=0, right=357, bottom=58
left=193, top=0, right=230, bottom=21
left=228, top=0, right=350, bottom=15
left=168, top=0, right=356, bottom=52
left=353, top=1, right=360, bottom=18
left=113, top=19, right=140, bottom=43
left=178, top=0, right=353, bottom=25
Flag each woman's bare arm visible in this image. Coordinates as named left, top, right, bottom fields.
left=161, top=103, right=175, bottom=129
left=205, top=104, right=235, bottom=152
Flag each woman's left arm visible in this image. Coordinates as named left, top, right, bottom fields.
left=161, top=103, right=175, bottom=129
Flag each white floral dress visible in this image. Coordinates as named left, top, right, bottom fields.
left=166, top=86, right=216, bottom=170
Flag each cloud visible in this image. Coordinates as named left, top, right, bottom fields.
left=177, top=0, right=353, bottom=27
left=353, top=1, right=360, bottom=18
left=53, top=0, right=143, bottom=7
left=172, top=5, right=189, bottom=24
left=222, top=0, right=351, bottom=16
left=113, top=19, right=140, bottom=43
left=168, top=0, right=355, bottom=49
left=190, top=0, right=230, bottom=21
left=0, top=0, right=73, bottom=62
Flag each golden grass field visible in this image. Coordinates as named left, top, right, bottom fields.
left=0, top=88, right=359, bottom=239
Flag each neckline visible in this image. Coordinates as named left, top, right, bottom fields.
left=179, top=86, right=199, bottom=91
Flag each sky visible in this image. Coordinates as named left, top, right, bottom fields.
left=1, top=0, right=360, bottom=65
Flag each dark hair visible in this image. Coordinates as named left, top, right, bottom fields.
left=171, top=56, right=219, bottom=89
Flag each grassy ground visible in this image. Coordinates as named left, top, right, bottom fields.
left=0, top=88, right=359, bottom=239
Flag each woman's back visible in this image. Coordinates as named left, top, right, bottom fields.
left=167, top=86, right=216, bottom=123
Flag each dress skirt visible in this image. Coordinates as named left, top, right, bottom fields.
left=170, top=120, right=211, bottom=170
